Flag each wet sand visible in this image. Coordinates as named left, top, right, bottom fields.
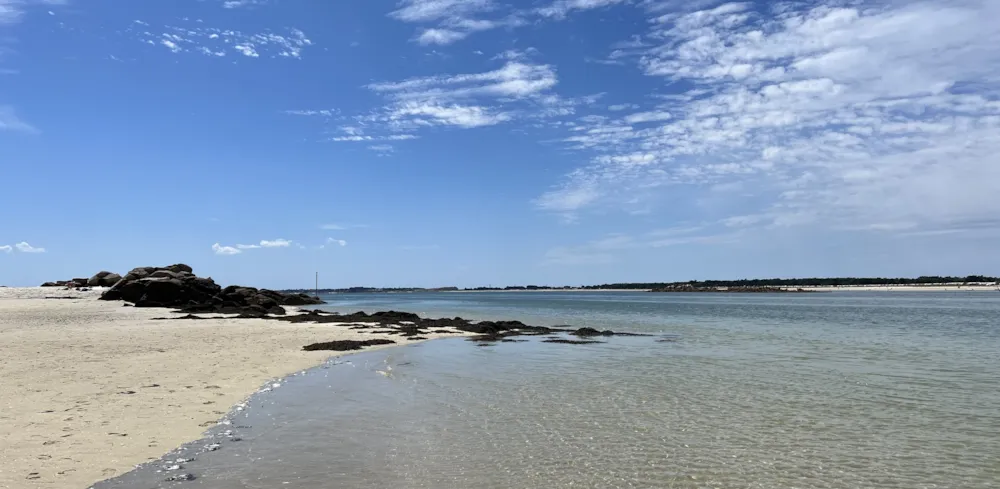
left=0, top=287, right=463, bottom=489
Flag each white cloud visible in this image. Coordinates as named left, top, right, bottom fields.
left=212, top=243, right=241, bottom=255
left=222, top=0, right=267, bottom=8
left=537, top=0, right=1000, bottom=237
left=284, top=108, right=338, bottom=117
left=226, top=239, right=301, bottom=251
left=388, top=0, right=630, bottom=44
left=325, top=237, right=347, bottom=247
left=368, top=144, right=394, bottom=155
left=389, top=102, right=510, bottom=128
left=416, top=28, right=468, bottom=45
left=0, top=0, right=53, bottom=25
left=0, top=245, right=11, bottom=253
left=0, top=105, right=37, bottom=133
left=328, top=57, right=561, bottom=141
left=233, top=44, right=259, bottom=58
left=390, top=0, right=495, bottom=23
left=328, top=134, right=419, bottom=142
left=131, top=23, right=312, bottom=59
left=160, top=38, right=182, bottom=53
left=536, top=0, right=628, bottom=19
left=15, top=241, right=45, bottom=253
left=259, top=239, right=292, bottom=248
left=623, top=110, right=671, bottom=124
left=368, top=60, right=557, bottom=100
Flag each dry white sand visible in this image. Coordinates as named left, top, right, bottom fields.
left=0, top=287, right=463, bottom=489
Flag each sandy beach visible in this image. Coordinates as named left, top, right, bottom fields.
left=0, top=287, right=460, bottom=489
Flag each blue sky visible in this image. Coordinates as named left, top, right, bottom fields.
left=2, top=0, right=999, bottom=288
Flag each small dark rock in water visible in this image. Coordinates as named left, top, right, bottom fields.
left=543, top=338, right=604, bottom=345
left=165, top=473, right=195, bottom=482
left=406, top=336, right=429, bottom=341
left=501, top=338, right=528, bottom=343
left=204, top=443, right=221, bottom=451
left=572, top=327, right=615, bottom=337
left=302, top=339, right=396, bottom=351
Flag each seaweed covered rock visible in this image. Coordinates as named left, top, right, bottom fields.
left=99, top=264, right=323, bottom=313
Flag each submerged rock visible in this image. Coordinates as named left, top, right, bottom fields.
left=543, top=338, right=604, bottom=345
left=302, top=338, right=397, bottom=351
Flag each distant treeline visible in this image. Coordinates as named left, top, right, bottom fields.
left=284, top=287, right=459, bottom=294
left=465, top=285, right=578, bottom=291
left=578, top=276, right=1000, bottom=289
left=281, top=276, right=998, bottom=294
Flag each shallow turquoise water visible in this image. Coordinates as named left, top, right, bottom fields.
left=98, top=291, right=1000, bottom=488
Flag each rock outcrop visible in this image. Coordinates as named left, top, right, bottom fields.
left=87, top=271, right=122, bottom=287
left=98, top=264, right=323, bottom=315
left=40, top=278, right=90, bottom=288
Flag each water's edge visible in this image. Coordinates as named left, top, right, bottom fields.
left=87, top=339, right=438, bottom=488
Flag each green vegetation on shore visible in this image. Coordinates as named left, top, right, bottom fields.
left=283, top=276, right=999, bottom=294
left=575, top=275, right=1000, bottom=290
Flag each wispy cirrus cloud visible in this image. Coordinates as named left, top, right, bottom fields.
left=312, top=52, right=594, bottom=143
left=536, top=0, right=1000, bottom=237
left=128, top=21, right=312, bottom=59
left=389, top=0, right=631, bottom=45
left=368, top=144, right=395, bottom=155
left=535, top=0, right=628, bottom=19
left=0, top=105, right=37, bottom=133
left=284, top=108, right=338, bottom=117
left=222, top=0, right=267, bottom=8
left=544, top=227, right=739, bottom=265
left=0, top=0, right=66, bottom=25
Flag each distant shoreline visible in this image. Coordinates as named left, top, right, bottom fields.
left=294, top=284, right=1000, bottom=294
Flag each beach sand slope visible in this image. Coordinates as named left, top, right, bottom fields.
left=0, top=287, right=459, bottom=489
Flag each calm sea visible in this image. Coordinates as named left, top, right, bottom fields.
left=96, top=291, right=1000, bottom=488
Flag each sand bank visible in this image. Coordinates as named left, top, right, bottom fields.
left=786, top=284, right=999, bottom=292
left=0, top=287, right=460, bottom=489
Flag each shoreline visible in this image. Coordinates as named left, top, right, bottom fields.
left=456, top=285, right=999, bottom=293
left=0, top=288, right=464, bottom=489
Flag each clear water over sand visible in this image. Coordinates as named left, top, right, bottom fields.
left=97, top=292, right=1000, bottom=488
